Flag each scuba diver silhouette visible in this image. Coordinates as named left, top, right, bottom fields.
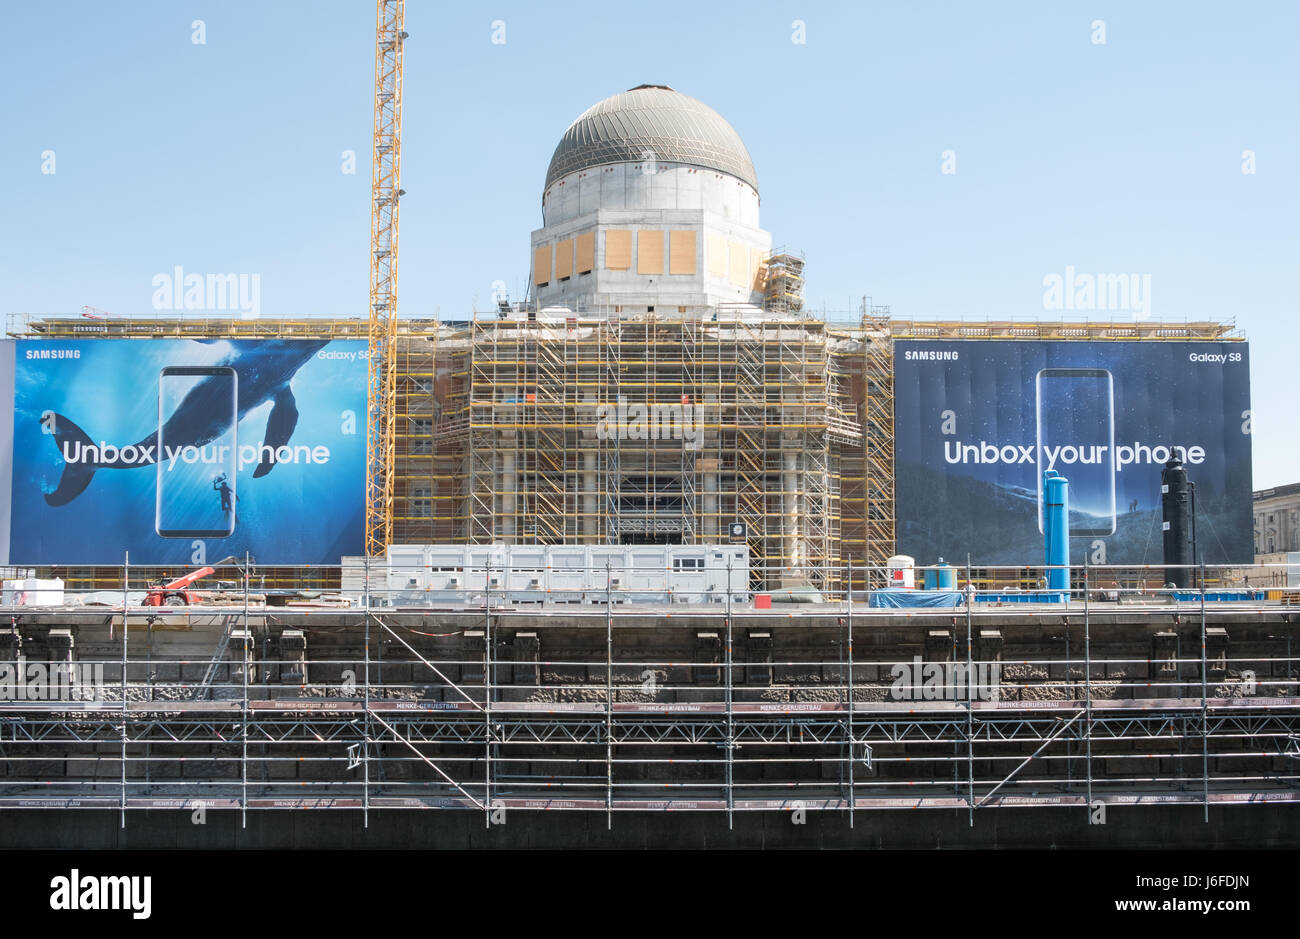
left=213, top=473, right=234, bottom=514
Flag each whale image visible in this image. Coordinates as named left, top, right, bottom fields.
left=40, top=339, right=329, bottom=507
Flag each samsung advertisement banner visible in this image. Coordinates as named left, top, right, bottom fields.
left=0, top=342, right=14, bottom=564
left=894, top=340, right=1253, bottom=567
left=5, top=339, right=367, bottom=565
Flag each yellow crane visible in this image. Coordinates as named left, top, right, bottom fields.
left=365, top=0, right=406, bottom=557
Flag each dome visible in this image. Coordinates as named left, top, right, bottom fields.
left=544, top=85, right=758, bottom=194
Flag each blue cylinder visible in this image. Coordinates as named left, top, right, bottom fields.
left=1043, top=471, right=1070, bottom=591
left=936, top=562, right=956, bottom=590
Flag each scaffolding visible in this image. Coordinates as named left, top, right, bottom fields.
left=763, top=249, right=805, bottom=314
left=405, top=312, right=854, bottom=590
left=861, top=312, right=895, bottom=589
left=886, top=319, right=1242, bottom=341
left=0, top=563, right=1296, bottom=828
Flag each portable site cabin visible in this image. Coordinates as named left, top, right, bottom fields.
left=383, top=544, right=749, bottom=607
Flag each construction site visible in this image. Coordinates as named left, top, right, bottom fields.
left=13, top=311, right=1245, bottom=598
left=0, top=0, right=1295, bottom=850
left=1, top=304, right=1295, bottom=848
left=0, top=560, right=1297, bottom=849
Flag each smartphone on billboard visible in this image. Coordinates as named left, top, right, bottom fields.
left=1036, top=368, right=1116, bottom=536
left=156, top=366, right=238, bottom=538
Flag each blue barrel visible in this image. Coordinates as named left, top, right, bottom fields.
left=936, top=562, right=956, bottom=590
left=1043, top=471, right=1070, bottom=590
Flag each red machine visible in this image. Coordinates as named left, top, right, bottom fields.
left=145, top=557, right=240, bottom=607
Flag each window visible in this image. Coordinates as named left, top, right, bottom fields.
left=410, top=418, right=433, bottom=455
left=410, top=487, right=431, bottom=518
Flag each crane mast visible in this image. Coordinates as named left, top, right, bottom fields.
left=365, top=0, right=405, bottom=557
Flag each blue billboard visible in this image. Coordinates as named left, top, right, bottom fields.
left=6, top=338, right=367, bottom=565
left=893, top=340, right=1253, bottom=566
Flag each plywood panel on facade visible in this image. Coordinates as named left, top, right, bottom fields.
left=669, top=230, right=697, bottom=275
left=555, top=238, right=574, bottom=280
left=637, top=229, right=664, bottom=274
left=533, top=244, right=552, bottom=286
left=605, top=230, right=632, bottom=270
left=728, top=242, right=748, bottom=287
left=575, top=232, right=595, bottom=273
left=708, top=235, right=727, bottom=277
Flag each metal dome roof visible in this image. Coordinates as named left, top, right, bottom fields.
left=544, top=85, right=758, bottom=193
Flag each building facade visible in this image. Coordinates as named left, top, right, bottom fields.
left=1255, top=482, right=1300, bottom=556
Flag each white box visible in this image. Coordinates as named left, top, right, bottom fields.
left=3, top=578, right=65, bottom=607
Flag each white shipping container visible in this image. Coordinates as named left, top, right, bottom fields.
left=2, top=578, right=66, bottom=607
left=380, top=544, right=749, bottom=607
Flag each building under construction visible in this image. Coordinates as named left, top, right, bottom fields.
left=8, top=85, right=1251, bottom=593
left=0, top=80, right=1293, bottom=851
left=14, top=307, right=1242, bottom=598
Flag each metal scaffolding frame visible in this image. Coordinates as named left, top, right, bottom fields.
left=0, top=563, right=1297, bottom=826
left=762, top=249, right=805, bottom=314
left=410, top=313, right=854, bottom=589
left=861, top=312, right=895, bottom=588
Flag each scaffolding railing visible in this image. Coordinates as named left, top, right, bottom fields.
left=763, top=249, right=805, bottom=314
left=0, top=562, right=1296, bottom=828
left=410, top=314, right=849, bottom=589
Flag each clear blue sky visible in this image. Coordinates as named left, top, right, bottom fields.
left=1, top=1, right=1296, bottom=487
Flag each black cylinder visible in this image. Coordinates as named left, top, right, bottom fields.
left=1161, top=455, right=1192, bottom=588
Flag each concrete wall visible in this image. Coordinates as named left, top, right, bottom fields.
left=532, top=164, right=770, bottom=310
left=542, top=163, right=759, bottom=227
left=2, top=805, right=1294, bottom=850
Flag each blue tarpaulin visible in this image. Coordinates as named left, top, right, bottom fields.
left=868, top=589, right=964, bottom=609
left=1172, top=590, right=1262, bottom=602
left=976, top=591, right=1069, bottom=604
